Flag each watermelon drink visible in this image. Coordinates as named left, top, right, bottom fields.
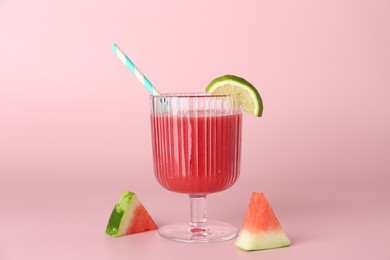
left=151, top=113, right=241, bottom=195
left=150, top=93, right=242, bottom=243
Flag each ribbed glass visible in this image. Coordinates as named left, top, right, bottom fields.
left=150, top=93, right=242, bottom=196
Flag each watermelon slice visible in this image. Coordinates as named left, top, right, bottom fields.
left=235, top=192, right=291, bottom=251
left=106, top=191, right=158, bottom=237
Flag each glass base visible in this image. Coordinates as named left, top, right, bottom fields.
left=158, top=221, right=238, bottom=243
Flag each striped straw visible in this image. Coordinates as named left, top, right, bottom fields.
left=111, top=43, right=161, bottom=96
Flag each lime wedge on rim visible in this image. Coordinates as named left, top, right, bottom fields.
left=206, top=75, right=263, bottom=116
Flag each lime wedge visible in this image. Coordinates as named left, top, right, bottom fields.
left=206, top=75, right=263, bottom=116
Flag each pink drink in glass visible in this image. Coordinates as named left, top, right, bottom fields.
left=151, top=113, right=241, bottom=195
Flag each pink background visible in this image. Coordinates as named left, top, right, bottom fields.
left=1, top=0, right=389, bottom=259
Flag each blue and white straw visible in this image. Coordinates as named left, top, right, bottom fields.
left=112, top=43, right=161, bottom=96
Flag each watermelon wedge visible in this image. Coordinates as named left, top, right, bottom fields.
left=106, top=191, right=158, bottom=237
left=235, top=192, right=291, bottom=251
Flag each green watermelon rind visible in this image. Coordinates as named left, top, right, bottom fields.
left=105, top=191, right=140, bottom=237
left=236, top=230, right=291, bottom=251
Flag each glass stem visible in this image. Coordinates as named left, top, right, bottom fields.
left=189, top=195, right=207, bottom=231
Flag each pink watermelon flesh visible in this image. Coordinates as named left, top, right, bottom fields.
left=126, top=203, right=158, bottom=235
left=235, top=192, right=291, bottom=251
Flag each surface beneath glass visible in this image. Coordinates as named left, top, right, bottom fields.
left=1, top=182, right=389, bottom=260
